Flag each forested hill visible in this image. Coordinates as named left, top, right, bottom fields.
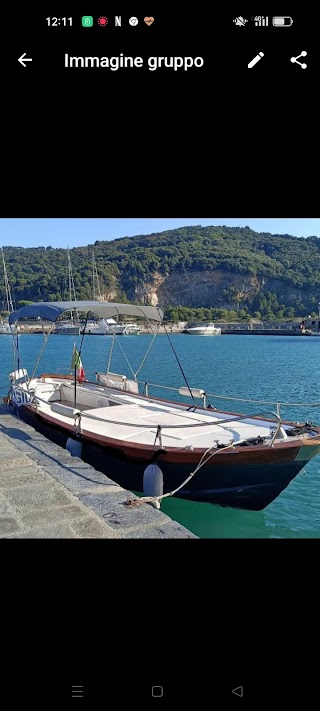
left=2, top=225, right=320, bottom=320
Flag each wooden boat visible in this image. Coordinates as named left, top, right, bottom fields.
left=7, top=300, right=320, bottom=511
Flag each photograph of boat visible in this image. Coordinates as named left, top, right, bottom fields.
left=7, top=299, right=320, bottom=513
left=185, top=322, right=221, bottom=336
left=2, top=218, right=320, bottom=538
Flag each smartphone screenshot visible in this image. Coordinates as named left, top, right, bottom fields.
left=1, top=8, right=318, bottom=707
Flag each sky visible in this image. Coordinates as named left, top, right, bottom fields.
left=1, top=218, right=320, bottom=249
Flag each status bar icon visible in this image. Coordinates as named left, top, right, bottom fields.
left=253, top=16, right=268, bottom=26
left=233, top=17, right=248, bottom=27
left=273, top=17, right=293, bottom=27
left=97, top=16, right=108, bottom=26
left=82, top=16, right=93, bottom=27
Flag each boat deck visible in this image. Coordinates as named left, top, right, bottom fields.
left=35, top=383, right=280, bottom=449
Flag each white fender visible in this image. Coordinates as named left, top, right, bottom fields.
left=143, top=464, right=164, bottom=498
left=66, top=437, right=83, bottom=458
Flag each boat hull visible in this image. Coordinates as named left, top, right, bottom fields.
left=185, top=331, right=221, bottom=336
left=53, top=328, right=81, bottom=335
left=15, top=403, right=320, bottom=511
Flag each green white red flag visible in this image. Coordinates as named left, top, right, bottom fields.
left=71, top=344, right=86, bottom=383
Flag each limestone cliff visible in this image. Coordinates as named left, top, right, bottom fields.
left=129, top=270, right=312, bottom=309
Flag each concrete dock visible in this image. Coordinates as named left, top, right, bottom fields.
left=0, top=405, right=196, bottom=539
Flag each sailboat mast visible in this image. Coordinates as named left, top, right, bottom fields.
left=67, top=248, right=73, bottom=324
left=92, top=251, right=95, bottom=301
left=1, top=247, right=14, bottom=313
left=92, top=250, right=101, bottom=300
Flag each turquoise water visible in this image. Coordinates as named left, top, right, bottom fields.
left=1, top=332, right=320, bottom=538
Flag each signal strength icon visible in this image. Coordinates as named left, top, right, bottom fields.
left=253, top=16, right=268, bottom=26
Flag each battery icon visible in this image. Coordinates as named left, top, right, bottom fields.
left=272, top=16, right=293, bottom=26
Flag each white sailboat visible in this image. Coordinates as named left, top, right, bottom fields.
left=310, top=302, right=320, bottom=335
left=0, top=247, right=19, bottom=334
left=82, top=252, right=125, bottom=335
left=54, top=249, right=80, bottom=335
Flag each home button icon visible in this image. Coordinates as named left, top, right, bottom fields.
left=152, top=686, right=164, bottom=698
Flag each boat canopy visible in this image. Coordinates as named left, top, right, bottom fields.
left=8, top=300, right=163, bottom=325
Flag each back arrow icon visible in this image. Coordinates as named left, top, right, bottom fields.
left=18, top=53, right=32, bottom=67
left=232, top=686, right=244, bottom=697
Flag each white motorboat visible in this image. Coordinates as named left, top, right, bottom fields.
left=185, top=322, right=221, bottom=336
left=82, top=318, right=126, bottom=335
left=54, top=321, right=81, bottom=335
left=0, top=322, right=12, bottom=334
left=122, top=323, right=140, bottom=335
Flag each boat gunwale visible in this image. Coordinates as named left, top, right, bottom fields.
left=38, top=373, right=320, bottom=432
left=18, top=374, right=320, bottom=459
left=19, top=404, right=317, bottom=465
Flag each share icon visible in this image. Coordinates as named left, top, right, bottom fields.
left=290, top=51, right=307, bottom=69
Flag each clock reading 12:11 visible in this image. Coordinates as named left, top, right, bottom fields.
left=46, top=18, right=73, bottom=26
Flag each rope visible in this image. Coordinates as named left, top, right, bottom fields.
left=163, top=324, right=196, bottom=404
left=15, top=329, right=20, bottom=372
left=200, top=391, right=320, bottom=408
left=78, top=315, right=89, bottom=359
left=135, top=380, right=320, bottom=410
left=126, top=438, right=246, bottom=508
left=107, top=334, right=115, bottom=373
left=134, top=324, right=159, bottom=378
left=30, top=324, right=55, bottom=381
left=112, top=335, right=136, bottom=379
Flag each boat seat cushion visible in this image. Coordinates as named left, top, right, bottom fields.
left=96, top=373, right=139, bottom=393
left=60, top=384, right=110, bottom=408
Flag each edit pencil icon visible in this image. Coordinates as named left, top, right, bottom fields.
left=248, top=52, right=264, bottom=68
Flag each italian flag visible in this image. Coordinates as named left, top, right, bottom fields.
left=71, top=344, right=86, bottom=383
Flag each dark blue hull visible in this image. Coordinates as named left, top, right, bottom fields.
left=81, top=444, right=307, bottom=510
left=15, top=404, right=311, bottom=510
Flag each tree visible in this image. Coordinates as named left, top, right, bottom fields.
left=16, top=299, right=34, bottom=308
left=285, top=307, right=295, bottom=319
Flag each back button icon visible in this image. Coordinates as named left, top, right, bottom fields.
left=232, top=686, right=244, bottom=697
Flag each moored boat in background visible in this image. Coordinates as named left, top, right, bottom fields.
left=185, top=322, right=221, bottom=335
left=0, top=247, right=19, bottom=334
left=122, top=322, right=140, bottom=335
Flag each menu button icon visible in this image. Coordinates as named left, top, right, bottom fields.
left=72, top=686, right=84, bottom=699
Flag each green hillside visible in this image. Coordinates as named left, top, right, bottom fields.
left=1, top=226, right=320, bottom=321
